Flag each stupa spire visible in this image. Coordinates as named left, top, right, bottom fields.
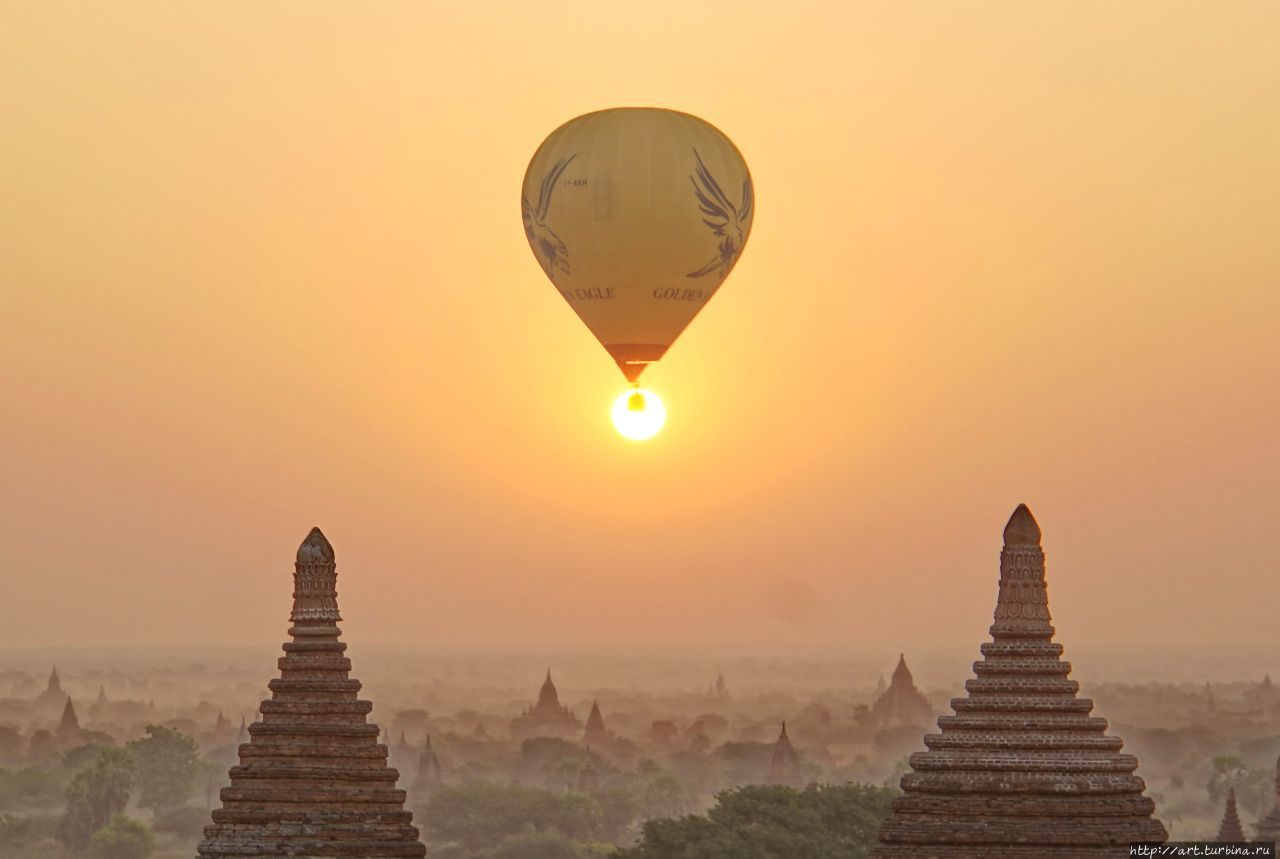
left=290, top=527, right=341, bottom=626
left=1217, top=787, right=1246, bottom=842
left=872, top=504, right=1167, bottom=856
left=538, top=669, right=559, bottom=707
left=991, top=503, right=1053, bottom=639
left=198, top=528, right=424, bottom=858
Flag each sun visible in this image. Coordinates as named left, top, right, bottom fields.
left=611, top=388, right=666, bottom=441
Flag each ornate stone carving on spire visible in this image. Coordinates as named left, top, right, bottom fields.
left=872, top=504, right=1167, bottom=857
left=991, top=503, right=1054, bottom=638
left=290, top=527, right=341, bottom=626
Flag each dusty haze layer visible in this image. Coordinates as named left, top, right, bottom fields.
left=1, top=2, right=1277, bottom=654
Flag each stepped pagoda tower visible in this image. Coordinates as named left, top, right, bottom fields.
left=766, top=722, right=803, bottom=788
left=1216, top=787, right=1246, bottom=842
left=872, top=504, right=1167, bottom=857
left=197, top=527, right=425, bottom=858
left=1255, top=756, right=1280, bottom=844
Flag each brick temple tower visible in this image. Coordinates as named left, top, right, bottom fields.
left=872, top=504, right=1167, bottom=857
left=1216, top=787, right=1246, bottom=842
left=197, top=527, right=425, bottom=858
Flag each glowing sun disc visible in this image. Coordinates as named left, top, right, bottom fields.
left=611, top=389, right=666, bottom=441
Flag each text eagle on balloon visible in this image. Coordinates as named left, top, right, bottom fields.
left=686, top=148, right=754, bottom=280
left=521, top=154, right=577, bottom=281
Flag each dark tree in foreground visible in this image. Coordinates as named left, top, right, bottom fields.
left=617, top=783, right=897, bottom=859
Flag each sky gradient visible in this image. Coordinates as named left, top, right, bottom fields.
left=2, top=2, right=1277, bottom=657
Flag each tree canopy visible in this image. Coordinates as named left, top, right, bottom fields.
left=618, top=783, right=897, bottom=859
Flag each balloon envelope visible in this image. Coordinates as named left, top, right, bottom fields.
left=522, top=108, right=754, bottom=381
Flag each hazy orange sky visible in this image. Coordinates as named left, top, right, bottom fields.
left=2, top=2, right=1277, bottom=658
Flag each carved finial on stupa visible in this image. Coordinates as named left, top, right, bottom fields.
left=991, top=503, right=1053, bottom=638
left=290, top=527, right=341, bottom=627
left=296, top=527, right=335, bottom=565
left=1003, top=503, right=1042, bottom=546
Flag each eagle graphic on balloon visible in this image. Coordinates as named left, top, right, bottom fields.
left=521, top=154, right=577, bottom=281
left=521, top=108, right=755, bottom=440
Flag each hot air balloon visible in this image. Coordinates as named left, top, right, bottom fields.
left=521, top=108, right=754, bottom=437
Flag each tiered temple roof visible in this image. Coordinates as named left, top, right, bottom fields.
left=511, top=670, right=580, bottom=739
left=871, top=654, right=936, bottom=728
left=872, top=504, right=1167, bottom=857
left=197, top=528, right=425, bottom=858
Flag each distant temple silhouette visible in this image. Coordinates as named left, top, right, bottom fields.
left=197, top=527, right=425, bottom=858
left=56, top=698, right=80, bottom=742
left=872, top=504, right=1167, bottom=856
left=584, top=700, right=610, bottom=747
left=411, top=735, right=442, bottom=796
left=765, top=722, right=803, bottom=788
left=35, top=665, right=68, bottom=713
left=870, top=654, right=935, bottom=728
left=511, top=670, right=580, bottom=739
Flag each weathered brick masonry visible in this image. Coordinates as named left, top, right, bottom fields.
left=871, top=505, right=1167, bottom=858
left=197, top=528, right=426, bottom=858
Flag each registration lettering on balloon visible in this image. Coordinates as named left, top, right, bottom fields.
left=686, top=148, right=754, bottom=280
left=521, top=154, right=578, bottom=281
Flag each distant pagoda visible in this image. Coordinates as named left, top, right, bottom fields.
left=56, top=698, right=80, bottom=742
left=197, top=527, right=425, bottom=858
left=766, top=722, right=803, bottom=788
left=36, top=665, right=67, bottom=711
left=871, top=654, right=936, bottom=728
left=872, top=504, right=1167, bottom=857
left=1255, top=756, right=1280, bottom=844
left=1217, top=787, right=1246, bottom=842
left=584, top=700, right=609, bottom=747
left=410, top=736, right=442, bottom=796
left=511, top=670, right=580, bottom=739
